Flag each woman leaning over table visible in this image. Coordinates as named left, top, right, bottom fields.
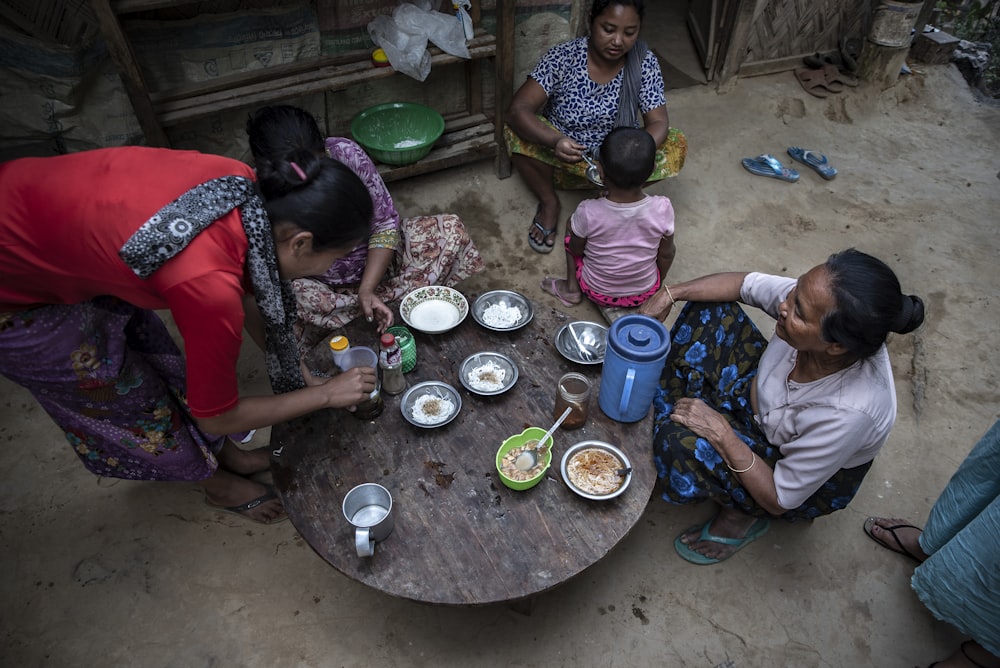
left=639, top=248, right=925, bottom=564
left=504, top=0, right=687, bottom=254
left=0, top=146, right=376, bottom=524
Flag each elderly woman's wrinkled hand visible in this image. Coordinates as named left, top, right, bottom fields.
left=669, top=398, right=731, bottom=443
left=640, top=286, right=675, bottom=321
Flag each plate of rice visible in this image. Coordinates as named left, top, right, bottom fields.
left=400, top=381, right=462, bottom=428
left=471, top=290, right=533, bottom=332
left=458, top=352, right=518, bottom=396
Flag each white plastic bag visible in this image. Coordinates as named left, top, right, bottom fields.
left=367, top=1, right=470, bottom=82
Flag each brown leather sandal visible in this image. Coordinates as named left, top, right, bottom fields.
left=795, top=68, right=838, bottom=98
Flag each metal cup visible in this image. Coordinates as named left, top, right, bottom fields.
left=340, top=346, right=384, bottom=419
left=342, top=483, right=395, bottom=558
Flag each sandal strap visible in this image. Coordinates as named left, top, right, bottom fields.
left=960, top=641, right=994, bottom=668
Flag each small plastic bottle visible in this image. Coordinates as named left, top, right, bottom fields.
left=379, top=333, right=407, bottom=395
left=329, top=335, right=350, bottom=370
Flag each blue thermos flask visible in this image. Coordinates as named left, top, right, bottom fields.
left=598, top=314, right=671, bottom=422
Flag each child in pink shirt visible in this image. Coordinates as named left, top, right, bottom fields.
left=540, top=126, right=676, bottom=308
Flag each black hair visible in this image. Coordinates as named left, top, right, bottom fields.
left=246, top=105, right=372, bottom=251
left=590, top=0, right=645, bottom=24
left=599, top=126, right=655, bottom=188
left=822, top=248, right=925, bottom=359
left=262, top=157, right=372, bottom=252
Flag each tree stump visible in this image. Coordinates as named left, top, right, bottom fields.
left=859, top=40, right=911, bottom=90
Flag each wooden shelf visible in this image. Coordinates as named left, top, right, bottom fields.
left=90, top=0, right=514, bottom=179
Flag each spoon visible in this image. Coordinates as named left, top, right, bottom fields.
left=567, top=322, right=594, bottom=361
left=514, top=406, right=573, bottom=471
left=581, top=151, right=604, bottom=188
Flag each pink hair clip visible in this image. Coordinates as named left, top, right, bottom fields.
left=289, top=161, right=307, bottom=181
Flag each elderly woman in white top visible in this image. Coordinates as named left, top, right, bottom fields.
left=640, top=248, right=925, bottom=564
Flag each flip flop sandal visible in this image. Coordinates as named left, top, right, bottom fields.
left=740, top=154, right=800, bottom=183
left=803, top=51, right=842, bottom=69
left=787, top=146, right=838, bottom=180
left=823, top=63, right=859, bottom=87
left=839, top=36, right=861, bottom=73
left=795, top=67, right=839, bottom=98
left=207, top=483, right=288, bottom=524
left=540, top=276, right=581, bottom=307
left=527, top=205, right=555, bottom=254
left=862, top=517, right=923, bottom=563
left=674, top=517, right=771, bottom=565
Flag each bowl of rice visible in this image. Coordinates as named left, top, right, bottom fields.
left=471, top=290, right=533, bottom=332
left=496, top=427, right=552, bottom=491
left=458, top=352, right=518, bottom=396
left=560, top=440, right=632, bottom=500
left=400, top=381, right=462, bottom=428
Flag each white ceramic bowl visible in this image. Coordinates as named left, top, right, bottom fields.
left=458, top=352, right=518, bottom=396
left=554, top=321, right=607, bottom=365
left=399, top=381, right=462, bottom=428
left=471, top=290, right=533, bottom=332
left=400, top=286, right=469, bottom=335
left=560, top=441, right=632, bottom=500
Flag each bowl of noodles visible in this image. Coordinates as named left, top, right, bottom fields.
left=560, top=441, right=632, bottom=500
left=400, top=381, right=461, bottom=428
left=496, top=427, right=552, bottom=491
left=458, top=352, right=518, bottom=396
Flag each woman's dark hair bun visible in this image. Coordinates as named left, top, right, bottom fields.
left=892, top=295, right=925, bottom=334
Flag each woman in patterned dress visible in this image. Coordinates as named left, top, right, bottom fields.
left=246, top=105, right=485, bottom=352
left=0, top=147, right=377, bottom=524
left=640, top=249, right=925, bottom=564
left=504, top=0, right=687, bottom=254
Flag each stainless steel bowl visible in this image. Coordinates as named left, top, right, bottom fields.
left=458, top=352, right=518, bottom=396
left=554, top=321, right=607, bottom=365
left=560, top=440, right=632, bottom=500
left=471, top=290, right=533, bottom=332
left=399, top=381, right=462, bottom=428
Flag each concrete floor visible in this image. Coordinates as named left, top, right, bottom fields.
left=2, top=31, right=1000, bottom=668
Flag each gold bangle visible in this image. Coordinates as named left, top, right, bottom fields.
left=664, top=284, right=676, bottom=306
left=728, top=452, right=756, bottom=474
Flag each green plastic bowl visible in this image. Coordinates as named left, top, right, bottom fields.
left=350, top=102, right=445, bottom=166
left=496, top=427, right=552, bottom=491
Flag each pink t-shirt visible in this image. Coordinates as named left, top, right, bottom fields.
left=570, top=195, right=674, bottom=297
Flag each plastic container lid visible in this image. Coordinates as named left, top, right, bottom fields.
left=607, top=314, right=670, bottom=362
left=371, top=48, right=390, bottom=67
left=380, top=333, right=396, bottom=348
left=329, top=335, right=350, bottom=352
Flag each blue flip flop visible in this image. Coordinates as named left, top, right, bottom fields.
left=740, top=154, right=799, bottom=183
left=787, top=146, right=838, bottom=180
left=674, top=516, right=771, bottom=565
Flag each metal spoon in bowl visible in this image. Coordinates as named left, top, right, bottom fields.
left=581, top=150, right=604, bottom=188
left=568, top=322, right=594, bottom=361
left=514, top=406, right=573, bottom=471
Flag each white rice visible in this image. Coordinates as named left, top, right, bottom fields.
left=410, top=392, right=455, bottom=425
left=481, top=302, right=522, bottom=329
left=466, top=360, right=507, bottom=392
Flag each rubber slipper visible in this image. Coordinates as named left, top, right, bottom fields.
left=822, top=63, right=859, bottom=87
left=740, top=154, right=799, bottom=182
left=206, top=483, right=288, bottom=525
left=674, top=517, right=770, bottom=565
left=540, top=276, right=581, bottom=307
left=803, top=51, right=841, bottom=69
left=863, top=517, right=924, bottom=564
left=527, top=205, right=555, bottom=254
left=839, top=36, right=861, bottom=73
left=795, top=67, right=838, bottom=98
left=786, top=146, right=838, bottom=180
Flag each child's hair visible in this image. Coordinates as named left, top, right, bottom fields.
left=599, top=126, right=655, bottom=188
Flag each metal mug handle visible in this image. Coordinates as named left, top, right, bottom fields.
left=355, top=527, right=375, bottom=557
left=618, top=368, right=636, bottom=416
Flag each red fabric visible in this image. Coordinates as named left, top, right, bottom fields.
left=0, top=147, right=257, bottom=418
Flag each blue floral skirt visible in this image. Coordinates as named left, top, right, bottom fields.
left=652, top=301, right=873, bottom=521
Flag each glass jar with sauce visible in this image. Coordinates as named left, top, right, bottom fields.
left=554, top=372, right=592, bottom=430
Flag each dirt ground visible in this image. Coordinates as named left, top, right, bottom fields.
left=1, top=64, right=998, bottom=667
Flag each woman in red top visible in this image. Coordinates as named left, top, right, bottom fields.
left=0, top=146, right=376, bottom=524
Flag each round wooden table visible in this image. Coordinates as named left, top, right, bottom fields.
left=271, top=303, right=656, bottom=607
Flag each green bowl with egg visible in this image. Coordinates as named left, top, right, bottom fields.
left=496, top=427, right=552, bottom=491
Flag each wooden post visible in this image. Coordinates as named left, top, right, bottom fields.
left=858, top=41, right=911, bottom=90
left=493, top=0, right=515, bottom=179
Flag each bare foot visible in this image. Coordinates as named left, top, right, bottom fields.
left=863, top=517, right=928, bottom=563
left=216, top=438, right=272, bottom=476
left=678, top=506, right=766, bottom=562
left=203, top=469, right=286, bottom=524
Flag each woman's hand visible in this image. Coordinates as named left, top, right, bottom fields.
left=640, top=285, right=676, bottom=321
left=669, top=398, right=732, bottom=443
left=312, top=366, right=378, bottom=410
left=554, top=136, right=587, bottom=163
left=359, top=291, right=393, bottom=333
